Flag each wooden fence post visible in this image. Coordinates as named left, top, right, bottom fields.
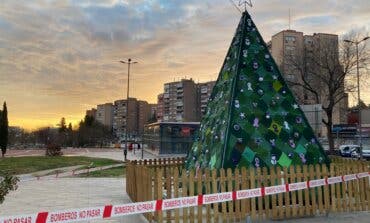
left=276, top=166, right=284, bottom=219
left=282, top=167, right=290, bottom=219
left=220, top=168, right=227, bottom=222
left=297, top=165, right=304, bottom=217
left=234, top=168, right=241, bottom=222
left=204, top=169, right=211, bottom=223
left=227, top=168, right=235, bottom=222
left=290, top=165, right=297, bottom=218
left=173, top=167, right=179, bottom=223
left=211, top=169, right=219, bottom=223
left=321, top=164, right=330, bottom=214
left=189, top=170, right=195, bottom=223
left=241, top=167, right=249, bottom=220
left=197, top=169, right=203, bottom=223
left=182, top=170, right=189, bottom=223
left=262, top=167, right=270, bottom=219
left=249, top=168, right=257, bottom=221
left=270, top=166, right=278, bottom=220
left=309, top=165, right=317, bottom=215
left=302, top=165, right=310, bottom=216
left=156, top=168, right=163, bottom=223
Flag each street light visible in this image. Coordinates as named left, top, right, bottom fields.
left=344, top=36, right=369, bottom=160
left=120, top=58, right=138, bottom=161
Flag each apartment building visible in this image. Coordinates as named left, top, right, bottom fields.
left=198, top=81, right=216, bottom=117
left=113, top=98, right=138, bottom=138
left=268, top=30, right=349, bottom=135
left=162, top=79, right=199, bottom=122
left=112, top=98, right=152, bottom=138
left=85, top=108, right=97, bottom=119
left=96, top=103, right=113, bottom=129
left=156, top=94, right=164, bottom=121
left=137, top=100, right=152, bottom=134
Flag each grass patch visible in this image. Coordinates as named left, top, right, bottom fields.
left=77, top=166, right=125, bottom=178
left=0, top=156, right=122, bottom=175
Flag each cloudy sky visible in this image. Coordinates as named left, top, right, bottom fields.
left=0, top=0, right=369, bottom=130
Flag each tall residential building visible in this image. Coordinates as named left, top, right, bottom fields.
left=137, top=100, right=151, bottom=134
left=269, top=30, right=348, bottom=132
left=85, top=108, right=97, bottom=119
left=149, top=103, right=157, bottom=121
left=270, top=30, right=305, bottom=103
left=96, top=103, right=113, bottom=128
left=156, top=94, right=164, bottom=121
left=113, top=98, right=138, bottom=138
left=197, top=81, right=216, bottom=117
left=163, top=79, right=199, bottom=122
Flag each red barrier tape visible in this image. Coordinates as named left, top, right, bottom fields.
left=1, top=171, right=369, bottom=223
left=102, top=205, right=112, bottom=218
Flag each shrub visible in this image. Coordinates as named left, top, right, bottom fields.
left=0, top=172, right=19, bottom=204
left=45, top=144, right=63, bottom=156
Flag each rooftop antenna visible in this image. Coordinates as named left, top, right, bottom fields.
left=289, top=8, right=291, bottom=30
left=228, top=0, right=253, bottom=13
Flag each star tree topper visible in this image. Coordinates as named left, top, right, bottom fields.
left=238, top=0, right=253, bottom=11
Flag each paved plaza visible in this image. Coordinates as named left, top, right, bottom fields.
left=0, top=178, right=145, bottom=222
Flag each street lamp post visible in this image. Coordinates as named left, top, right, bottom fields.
left=344, top=36, right=369, bottom=160
left=120, top=58, right=137, bottom=161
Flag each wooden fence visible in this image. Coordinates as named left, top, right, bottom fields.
left=126, top=158, right=369, bottom=222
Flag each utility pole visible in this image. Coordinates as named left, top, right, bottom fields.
left=344, top=36, right=369, bottom=160
left=120, top=58, right=138, bottom=161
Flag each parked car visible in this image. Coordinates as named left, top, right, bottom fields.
left=338, top=145, right=360, bottom=157
left=351, top=146, right=370, bottom=160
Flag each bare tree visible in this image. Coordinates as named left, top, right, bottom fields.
left=285, top=31, right=369, bottom=153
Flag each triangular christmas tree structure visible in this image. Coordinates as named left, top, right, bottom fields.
left=186, top=11, right=330, bottom=170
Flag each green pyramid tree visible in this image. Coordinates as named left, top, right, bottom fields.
left=186, top=11, right=330, bottom=170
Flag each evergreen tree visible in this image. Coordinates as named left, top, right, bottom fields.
left=0, top=102, right=8, bottom=157
left=186, top=11, right=329, bottom=170
left=58, top=117, right=67, bottom=133
left=68, top=123, right=73, bottom=132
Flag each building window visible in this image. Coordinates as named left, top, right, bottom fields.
left=285, top=36, right=296, bottom=43
left=285, top=74, right=295, bottom=81
left=285, top=45, right=295, bottom=51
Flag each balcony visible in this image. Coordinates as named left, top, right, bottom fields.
left=200, top=88, right=208, bottom=93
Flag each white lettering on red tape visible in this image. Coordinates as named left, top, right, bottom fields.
left=327, top=176, right=342, bottom=184
left=309, top=179, right=326, bottom=188
left=236, top=188, right=262, bottom=199
left=111, top=201, right=156, bottom=217
left=289, top=182, right=307, bottom=191
left=343, top=174, right=357, bottom=182
left=47, top=207, right=104, bottom=223
left=357, top=172, right=370, bottom=178
left=265, top=185, right=286, bottom=195
left=162, top=196, right=197, bottom=210
left=0, top=214, right=37, bottom=223
left=203, top=192, right=233, bottom=204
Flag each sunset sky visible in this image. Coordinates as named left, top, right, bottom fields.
left=0, top=0, right=369, bottom=130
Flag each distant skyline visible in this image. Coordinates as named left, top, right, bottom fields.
left=0, top=0, right=369, bottom=130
